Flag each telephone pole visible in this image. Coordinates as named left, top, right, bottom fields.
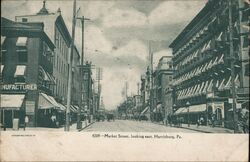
left=96, top=68, right=102, bottom=111
left=228, top=0, right=238, bottom=133
left=66, top=0, right=77, bottom=131
left=76, top=16, right=90, bottom=129
left=148, top=41, right=154, bottom=120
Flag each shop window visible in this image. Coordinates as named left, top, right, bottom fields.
left=244, top=64, right=249, bottom=76
left=169, top=76, right=173, bottom=82
left=0, top=50, right=6, bottom=63
left=15, top=76, right=25, bottom=83
left=22, top=18, right=28, bottom=22
left=18, top=51, right=28, bottom=63
left=242, top=35, right=249, bottom=48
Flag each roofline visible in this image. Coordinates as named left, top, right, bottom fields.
left=15, top=13, right=56, bottom=20
left=56, top=15, right=72, bottom=46
left=1, top=18, right=55, bottom=49
left=169, top=0, right=215, bottom=48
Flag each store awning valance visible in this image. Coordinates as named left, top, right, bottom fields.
left=16, top=37, right=28, bottom=46
left=140, top=106, right=149, bottom=115
left=15, top=65, right=26, bottom=76
left=0, top=94, right=25, bottom=110
left=38, top=93, right=60, bottom=109
left=175, top=104, right=207, bottom=115
left=189, top=104, right=207, bottom=113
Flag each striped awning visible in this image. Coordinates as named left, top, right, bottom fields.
left=16, top=37, right=28, bottom=46
left=1, top=36, right=6, bottom=45
left=15, top=65, right=26, bottom=77
left=0, top=94, right=25, bottom=110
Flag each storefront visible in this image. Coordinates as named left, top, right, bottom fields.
left=0, top=94, right=26, bottom=128
left=174, top=104, right=207, bottom=125
left=38, top=92, right=66, bottom=127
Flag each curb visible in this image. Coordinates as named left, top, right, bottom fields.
left=175, top=126, right=212, bottom=133
left=152, top=121, right=212, bottom=133
left=78, top=121, right=95, bottom=132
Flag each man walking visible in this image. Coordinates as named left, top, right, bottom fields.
left=24, top=116, right=29, bottom=131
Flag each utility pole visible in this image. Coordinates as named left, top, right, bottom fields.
left=228, top=0, right=238, bottom=133
left=137, top=82, right=140, bottom=95
left=66, top=0, right=77, bottom=131
left=148, top=41, right=154, bottom=121
left=96, top=68, right=102, bottom=111
left=76, top=16, right=90, bottom=129
left=125, top=82, right=128, bottom=118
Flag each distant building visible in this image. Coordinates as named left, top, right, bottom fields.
left=1, top=17, right=58, bottom=127
left=152, top=56, right=173, bottom=122
left=82, top=62, right=95, bottom=118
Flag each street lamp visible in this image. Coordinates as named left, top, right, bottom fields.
left=186, top=101, right=191, bottom=127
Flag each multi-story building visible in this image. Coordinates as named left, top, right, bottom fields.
left=15, top=2, right=72, bottom=105
left=1, top=17, right=60, bottom=127
left=169, top=0, right=248, bottom=128
left=139, top=69, right=151, bottom=120
left=152, top=56, right=173, bottom=123
left=82, top=61, right=95, bottom=120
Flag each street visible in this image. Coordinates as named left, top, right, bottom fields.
left=81, top=120, right=198, bottom=133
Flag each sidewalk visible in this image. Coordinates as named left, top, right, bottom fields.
left=150, top=121, right=234, bottom=133
left=174, top=124, right=234, bottom=133
left=1, top=121, right=95, bottom=132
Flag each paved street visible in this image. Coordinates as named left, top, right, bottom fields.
left=81, top=120, right=198, bottom=133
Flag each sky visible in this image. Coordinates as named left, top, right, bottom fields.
left=1, top=0, right=207, bottom=110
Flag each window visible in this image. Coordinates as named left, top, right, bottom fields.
left=0, top=50, right=6, bottom=63
left=242, top=35, right=249, bottom=48
left=169, top=76, right=173, bottom=82
left=245, top=64, right=249, bottom=76
left=22, top=18, right=28, bottom=22
left=18, top=51, right=28, bottom=62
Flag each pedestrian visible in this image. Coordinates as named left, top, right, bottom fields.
left=24, top=116, right=29, bottom=131
left=211, top=114, right=215, bottom=128
left=197, top=118, right=200, bottom=128
left=51, top=114, right=56, bottom=128
left=200, top=116, right=204, bottom=126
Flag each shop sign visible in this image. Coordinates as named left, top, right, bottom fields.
left=206, top=92, right=214, bottom=98
left=228, top=98, right=233, bottom=104
left=26, top=101, right=35, bottom=115
left=1, top=84, right=37, bottom=91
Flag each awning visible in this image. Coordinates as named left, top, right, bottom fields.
left=174, top=108, right=186, bottom=114
left=1, top=65, right=4, bottom=73
left=1, top=36, right=6, bottom=45
left=39, top=66, right=56, bottom=84
left=16, top=37, right=28, bottom=46
left=38, top=93, right=60, bottom=109
left=175, top=104, right=207, bottom=115
left=189, top=104, right=207, bottom=113
left=216, top=32, right=223, bottom=41
left=140, top=106, right=149, bottom=115
left=57, top=103, right=66, bottom=111
left=218, top=54, right=224, bottom=64
left=0, top=94, right=25, bottom=110
left=15, top=65, right=26, bottom=76
left=70, top=105, right=77, bottom=113
left=73, top=105, right=80, bottom=111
